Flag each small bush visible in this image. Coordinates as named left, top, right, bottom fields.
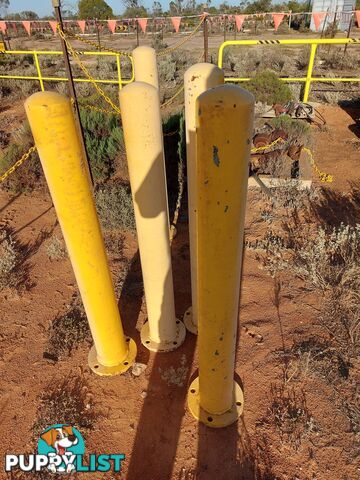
left=274, top=23, right=291, bottom=35
left=322, top=90, right=341, bottom=104
left=222, top=49, right=236, bottom=72
left=80, top=109, right=125, bottom=182
left=33, top=373, right=96, bottom=440
left=0, top=122, right=43, bottom=193
left=244, top=70, right=292, bottom=105
left=264, top=384, right=315, bottom=448
left=44, top=301, right=91, bottom=361
left=251, top=223, right=360, bottom=291
left=0, top=130, right=10, bottom=148
left=151, top=32, right=167, bottom=51
left=158, top=56, right=177, bottom=84
left=40, top=57, right=56, bottom=69
left=46, top=235, right=67, bottom=261
left=296, top=48, right=310, bottom=70
left=0, top=230, right=18, bottom=291
left=320, top=50, right=360, bottom=71
left=95, top=183, right=135, bottom=231
left=250, top=219, right=360, bottom=351
left=34, top=32, right=45, bottom=40
left=268, top=114, right=311, bottom=146
left=0, top=227, right=33, bottom=293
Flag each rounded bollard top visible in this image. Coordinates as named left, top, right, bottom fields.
left=133, top=45, right=156, bottom=54
left=185, top=62, right=224, bottom=78
left=197, top=84, right=255, bottom=109
left=24, top=90, right=70, bottom=110
left=119, top=80, right=158, bottom=102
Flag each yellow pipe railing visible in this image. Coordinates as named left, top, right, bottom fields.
left=218, top=37, right=360, bottom=102
left=0, top=49, right=134, bottom=92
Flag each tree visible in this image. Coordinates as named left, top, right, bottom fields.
left=169, top=0, right=183, bottom=14
left=7, top=11, right=39, bottom=20
left=122, top=0, right=148, bottom=17
left=0, top=0, right=9, bottom=18
left=22, top=11, right=39, bottom=19
left=242, top=0, right=272, bottom=14
left=62, top=1, right=78, bottom=18
left=152, top=1, right=163, bottom=15
left=78, top=0, right=113, bottom=19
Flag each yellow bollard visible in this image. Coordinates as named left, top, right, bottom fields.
left=183, top=63, right=224, bottom=335
left=119, top=82, right=186, bottom=352
left=187, top=85, right=254, bottom=427
left=25, top=91, right=136, bottom=376
left=132, top=46, right=159, bottom=89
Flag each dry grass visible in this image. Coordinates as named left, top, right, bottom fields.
left=95, top=183, right=136, bottom=232
left=0, top=227, right=32, bottom=293
left=33, top=373, right=96, bottom=440
left=0, top=229, right=19, bottom=291
left=266, top=384, right=316, bottom=449
left=45, top=234, right=67, bottom=261
left=44, top=293, right=91, bottom=361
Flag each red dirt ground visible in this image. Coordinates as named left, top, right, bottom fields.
left=0, top=104, right=359, bottom=479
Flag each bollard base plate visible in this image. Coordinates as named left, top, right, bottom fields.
left=140, top=320, right=186, bottom=352
left=183, top=306, right=198, bottom=335
left=88, top=337, right=137, bottom=376
left=187, top=377, right=244, bottom=428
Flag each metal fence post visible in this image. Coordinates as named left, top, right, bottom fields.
left=203, top=15, right=209, bottom=62
left=33, top=52, right=44, bottom=91
left=116, top=53, right=123, bottom=91
left=303, top=43, right=317, bottom=102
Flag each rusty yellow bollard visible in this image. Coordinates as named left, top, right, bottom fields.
left=183, top=63, right=224, bottom=335
left=25, top=91, right=136, bottom=376
left=119, top=82, right=186, bottom=352
left=187, top=85, right=254, bottom=427
left=132, top=46, right=159, bottom=89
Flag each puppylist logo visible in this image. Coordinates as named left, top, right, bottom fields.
left=5, top=424, right=125, bottom=474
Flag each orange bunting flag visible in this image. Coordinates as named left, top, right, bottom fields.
left=272, top=13, right=285, bottom=31
left=137, top=18, right=147, bottom=33
left=171, top=16, right=181, bottom=33
left=107, top=19, right=117, bottom=33
left=49, top=21, right=57, bottom=34
left=22, top=20, right=31, bottom=36
left=0, top=21, right=6, bottom=34
left=77, top=20, right=86, bottom=33
left=355, top=10, right=360, bottom=27
left=235, top=15, right=245, bottom=32
left=312, top=12, right=326, bottom=31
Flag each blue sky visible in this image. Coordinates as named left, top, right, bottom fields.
left=6, top=0, right=243, bottom=17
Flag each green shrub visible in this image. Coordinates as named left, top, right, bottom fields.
left=268, top=114, right=311, bottom=146
left=80, top=109, right=125, bottom=182
left=95, top=183, right=135, bottom=231
left=244, top=70, right=292, bottom=105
